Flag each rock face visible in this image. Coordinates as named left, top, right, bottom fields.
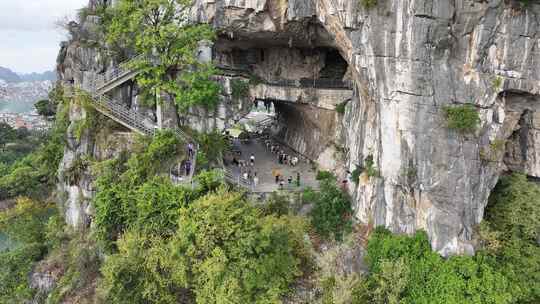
left=189, top=0, right=540, bottom=255
left=57, top=0, right=540, bottom=255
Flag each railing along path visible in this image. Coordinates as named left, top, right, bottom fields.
left=76, top=55, right=250, bottom=190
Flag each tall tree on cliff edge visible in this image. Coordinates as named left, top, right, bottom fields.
left=106, top=0, right=220, bottom=112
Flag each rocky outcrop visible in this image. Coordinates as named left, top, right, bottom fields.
left=56, top=0, right=540, bottom=255
left=190, top=0, right=540, bottom=255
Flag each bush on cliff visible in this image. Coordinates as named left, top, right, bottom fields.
left=363, top=228, right=513, bottom=304
left=443, top=104, right=480, bottom=133
left=98, top=190, right=310, bottom=304
left=480, top=173, right=540, bottom=303
left=305, top=179, right=352, bottom=241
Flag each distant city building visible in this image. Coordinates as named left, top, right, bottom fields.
left=0, top=112, right=51, bottom=130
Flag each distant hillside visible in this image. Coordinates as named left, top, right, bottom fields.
left=19, top=71, right=56, bottom=82
left=0, top=66, right=56, bottom=83
left=0, top=67, right=22, bottom=83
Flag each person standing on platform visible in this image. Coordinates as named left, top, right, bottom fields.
left=253, top=172, right=259, bottom=187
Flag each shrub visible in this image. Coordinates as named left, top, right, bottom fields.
left=361, top=0, right=378, bottom=9
left=35, top=99, right=56, bottom=117
left=261, top=192, right=290, bottom=216
left=193, top=169, right=225, bottom=195
left=335, top=101, right=347, bottom=115
left=48, top=234, right=101, bottom=303
left=99, top=190, right=310, bottom=303
left=443, top=104, right=480, bottom=133
left=481, top=173, right=540, bottom=302
left=492, top=76, right=503, bottom=90
left=364, top=155, right=379, bottom=178
left=351, top=167, right=361, bottom=184
left=0, top=243, right=44, bottom=302
left=132, top=176, right=193, bottom=236
left=0, top=197, right=57, bottom=302
left=365, top=228, right=514, bottom=304
left=308, top=180, right=352, bottom=241
left=486, top=173, right=539, bottom=242
left=231, top=78, right=250, bottom=100
left=197, top=131, right=230, bottom=164
left=316, top=170, right=335, bottom=181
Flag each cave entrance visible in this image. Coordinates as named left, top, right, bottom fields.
left=222, top=98, right=322, bottom=193
left=215, top=22, right=352, bottom=188
left=495, top=91, right=540, bottom=178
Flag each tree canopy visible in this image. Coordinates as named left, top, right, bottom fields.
left=105, top=0, right=220, bottom=111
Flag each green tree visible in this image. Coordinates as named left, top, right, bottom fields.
left=480, top=173, right=540, bottom=303
left=98, top=190, right=310, bottom=303
left=486, top=173, right=539, bottom=242
left=107, top=0, right=220, bottom=112
left=99, top=232, right=181, bottom=304
left=365, top=228, right=514, bottom=304
left=132, top=176, right=193, bottom=236
left=35, top=99, right=56, bottom=117
left=307, top=179, right=352, bottom=241
left=0, top=197, right=57, bottom=303
left=169, top=190, right=308, bottom=303
left=0, top=122, right=15, bottom=151
left=371, top=258, right=409, bottom=304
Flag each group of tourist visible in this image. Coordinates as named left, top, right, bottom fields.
left=265, top=139, right=299, bottom=167
left=231, top=153, right=260, bottom=186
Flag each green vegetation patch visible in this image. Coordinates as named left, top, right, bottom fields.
left=0, top=198, right=60, bottom=303
left=231, top=78, right=250, bottom=100
left=305, top=180, right=352, bottom=241
left=443, top=104, right=480, bottom=133
left=335, top=101, right=347, bottom=114
left=361, top=0, right=378, bottom=9
left=105, top=0, right=220, bottom=112
left=0, top=84, right=69, bottom=200
left=98, top=190, right=310, bottom=303
left=354, top=173, right=540, bottom=304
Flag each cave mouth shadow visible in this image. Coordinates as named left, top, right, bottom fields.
left=495, top=90, right=540, bottom=176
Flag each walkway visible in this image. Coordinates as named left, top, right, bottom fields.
left=224, top=136, right=319, bottom=193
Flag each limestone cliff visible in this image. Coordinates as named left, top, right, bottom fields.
left=57, top=0, right=540, bottom=255
left=190, top=0, right=540, bottom=255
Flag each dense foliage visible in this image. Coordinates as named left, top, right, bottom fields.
left=443, top=104, right=480, bottom=133
left=93, top=131, right=190, bottom=249
left=360, top=0, right=378, bottom=9
left=98, top=190, right=310, bottom=303
left=356, top=173, right=540, bottom=304
left=231, top=78, right=250, bottom=100
left=35, top=99, right=56, bottom=117
left=364, top=228, right=513, bottom=304
left=0, top=124, right=44, bottom=166
left=105, top=0, right=220, bottom=111
left=0, top=198, right=60, bottom=303
left=481, top=173, right=540, bottom=303
left=0, top=85, right=69, bottom=200
left=304, top=179, right=352, bottom=241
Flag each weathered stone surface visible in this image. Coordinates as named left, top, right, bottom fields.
left=190, top=0, right=540, bottom=255
left=57, top=0, right=540, bottom=256
left=250, top=84, right=352, bottom=110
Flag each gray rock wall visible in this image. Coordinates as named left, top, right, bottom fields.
left=57, top=0, right=540, bottom=255
left=191, top=0, right=540, bottom=255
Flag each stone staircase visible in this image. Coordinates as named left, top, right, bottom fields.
left=75, top=55, right=250, bottom=191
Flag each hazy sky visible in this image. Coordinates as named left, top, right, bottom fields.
left=0, top=0, right=88, bottom=74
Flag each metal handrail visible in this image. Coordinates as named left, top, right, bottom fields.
left=95, top=54, right=147, bottom=91
left=73, top=54, right=203, bottom=184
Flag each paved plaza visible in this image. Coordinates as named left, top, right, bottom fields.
left=224, top=136, right=320, bottom=193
